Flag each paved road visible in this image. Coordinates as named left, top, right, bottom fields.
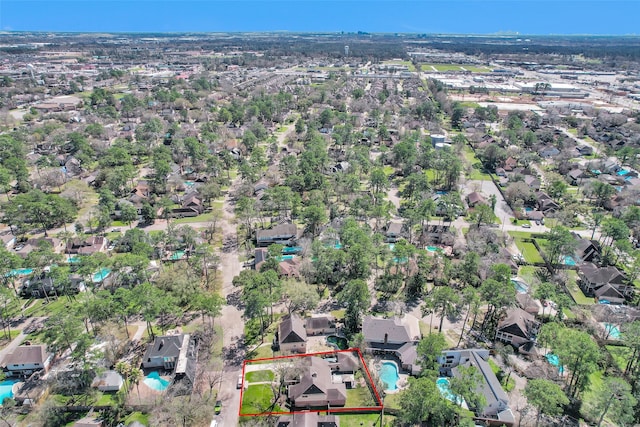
left=213, top=182, right=245, bottom=427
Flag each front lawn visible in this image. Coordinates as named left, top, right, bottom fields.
left=339, top=414, right=395, bottom=427
left=241, top=384, right=281, bottom=415
left=246, top=370, right=275, bottom=383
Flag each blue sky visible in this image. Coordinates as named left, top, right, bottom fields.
left=1, top=1, right=638, bottom=34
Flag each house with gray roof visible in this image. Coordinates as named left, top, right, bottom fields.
left=304, top=315, right=336, bottom=336
left=362, top=315, right=422, bottom=375
left=142, top=333, right=197, bottom=385
left=256, top=223, right=298, bottom=247
left=439, top=349, right=514, bottom=426
left=288, top=357, right=347, bottom=409
left=578, top=262, right=632, bottom=302
left=91, top=370, right=124, bottom=392
left=277, top=314, right=307, bottom=354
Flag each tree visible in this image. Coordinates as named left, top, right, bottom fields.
left=479, top=277, right=515, bottom=337
left=398, top=377, right=459, bottom=426
left=120, top=203, right=138, bottom=228
left=281, top=279, right=319, bottom=314
left=338, top=279, right=370, bottom=333
left=545, top=226, right=577, bottom=272
left=1, top=190, right=78, bottom=235
left=552, top=326, right=601, bottom=398
left=302, top=204, right=327, bottom=237
left=524, top=379, right=569, bottom=426
left=585, top=376, right=636, bottom=427
left=457, top=287, right=480, bottom=347
left=534, top=282, right=557, bottom=317
left=449, top=365, right=486, bottom=411
left=471, top=203, right=495, bottom=228
left=194, top=291, right=224, bottom=327
left=426, top=286, right=460, bottom=334
left=129, top=367, right=143, bottom=403
left=416, top=333, right=447, bottom=374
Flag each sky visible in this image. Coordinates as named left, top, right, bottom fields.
left=0, top=0, right=639, bottom=35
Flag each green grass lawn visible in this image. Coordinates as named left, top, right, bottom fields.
left=422, top=63, right=489, bottom=72
left=565, top=270, right=594, bottom=305
left=345, top=387, right=373, bottom=408
left=23, top=297, right=71, bottom=318
left=339, top=414, right=395, bottom=427
left=246, top=370, right=275, bottom=383
left=124, top=412, right=149, bottom=426
left=241, top=384, right=280, bottom=415
left=173, top=211, right=218, bottom=224
left=606, top=345, right=631, bottom=371
left=383, top=166, right=395, bottom=177
left=330, top=309, right=345, bottom=320
left=514, top=240, right=544, bottom=264
left=518, top=266, right=541, bottom=287
left=567, top=128, right=578, bottom=135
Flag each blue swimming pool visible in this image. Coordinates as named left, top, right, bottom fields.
left=604, top=323, right=621, bottom=339
left=511, top=279, right=529, bottom=294
left=0, top=379, right=18, bottom=404
left=617, top=169, right=630, bottom=176
left=5, top=268, right=33, bottom=277
left=280, top=255, right=295, bottom=260
left=563, top=255, right=577, bottom=266
left=379, top=361, right=400, bottom=391
left=92, top=268, right=111, bottom=283
left=143, top=371, right=170, bottom=391
left=545, top=353, right=564, bottom=374
left=436, top=377, right=464, bottom=405
left=170, top=250, right=185, bottom=260
left=426, top=246, right=438, bottom=252
left=282, top=246, right=302, bottom=254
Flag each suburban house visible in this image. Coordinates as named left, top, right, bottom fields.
left=466, top=191, right=487, bottom=208
left=362, top=315, right=422, bottom=375
left=419, top=224, right=454, bottom=246
left=304, top=315, right=337, bottom=336
left=578, top=262, right=633, bottom=302
left=182, top=192, right=204, bottom=214
left=2, top=344, right=53, bottom=378
left=66, top=236, right=108, bottom=256
left=91, top=370, right=124, bottom=392
left=0, top=233, right=16, bottom=250
left=277, top=314, right=308, bottom=354
left=439, top=349, right=514, bottom=426
left=256, top=223, right=298, bottom=247
left=538, top=146, right=560, bottom=159
left=253, top=248, right=268, bottom=271
left=568, top=168, right=587, bottom=185
left=279, top=257, right=303, bottom=279
left=524, top=175, right=541, bottom=191
left=288, top=357, right=347, bottom=409
left=72, top=417, right=104, bottom=427
left=503, top=157, right=517, bottom=172
left=384, top=221, right=404, bottom=243
left=495, top=307, right=540, bottom=350
left=573, top=235, right=601, bottom=263
left=276, top=412, right=340, bottom=427
left=142, top=333, right=197, bottom=384
left=536, top=192, right=560, bottom=214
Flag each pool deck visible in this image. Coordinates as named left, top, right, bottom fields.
left=371, top=358, right=409, bottom=394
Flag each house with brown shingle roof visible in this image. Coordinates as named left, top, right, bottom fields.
left=495, top=308, right=540, bottom=349
left=288, top=357, right=346, bottom=408
left=2, top=345, right=52, bottom=378
left=277, top=314, right=307, bottom=354
left=578, top=262, right=632, bottom=302
left=362, top=315, right=422, bottom=374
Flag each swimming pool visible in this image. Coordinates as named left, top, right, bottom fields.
left=379, top=361, right=400, bottom=391
left=282, top=246, right=302, bottom=254
left=281, top=255, right=295, bottom=261
left=426, top=246, right=437, bottom=252
left=604, top=323, right=621, bottom=339
left=436, top=377, right=464, bottom=404
left=545, top=353, right=564, bottom=374
left=617, top=169, right=630, bottom=176
left=143, top=371, right=170, bottom=392
left=5, top=268, right=34, bottom=277
left=92, top=268, right=111, bottom=283
left=170, top=250, right=185, bottom=260
left=0, top=379, right=18, bottom=404
left=511, top=279, right=529, bottom=294
left=563, top=255, right=577, bottom=266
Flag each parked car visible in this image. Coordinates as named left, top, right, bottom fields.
left=237, top=374, right=243, bottom=389
left=214, top=400, right=222, bottom=414
left=522, top=224, right=531, bottom=228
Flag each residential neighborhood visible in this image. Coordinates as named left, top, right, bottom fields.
left=0, top=30, right=639, bottom=427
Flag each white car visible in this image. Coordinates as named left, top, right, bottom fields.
left=237, top=374, right=243, bottom=389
